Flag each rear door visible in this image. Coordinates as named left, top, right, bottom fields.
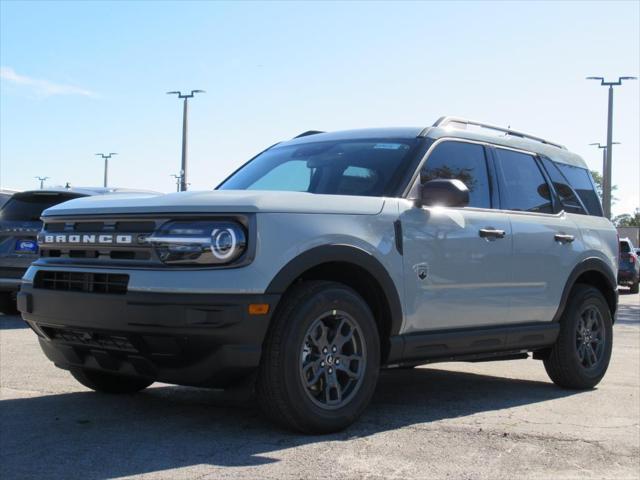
left=492, top=147, right=581, bottom=324
left=400, top=140, right=512, bottom=333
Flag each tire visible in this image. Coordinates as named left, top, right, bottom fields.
left=630, top=281, right=639, bottom=294
left=257, top=280, right=380, bottom=434
left=544, top=284, right=613, bottom=389
left=0, top=292, right=18, bottom=315
left=70, top=368, right=153, bottom=394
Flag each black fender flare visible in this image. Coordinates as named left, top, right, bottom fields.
left=553, top=257, right=618, bottom=322
left=266, top=245, right=404, bottom=336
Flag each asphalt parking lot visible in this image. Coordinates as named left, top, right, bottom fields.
left=1, top=292, right=638, bottom=480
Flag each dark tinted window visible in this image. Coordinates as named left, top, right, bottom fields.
left=495, top=149, right=553, bottom=213
left=620, top=241, right=632, bottom=253
left=0, top=193, right=83, bottom=221
left=556, top=163, right=603, bottom=216
left=0, top=194, right=10, bottom=209
left=421, top=141, right=491, bottom=208
left=219, top=139, right=418, bottom=197
left=540, top=157, right=586, bottom=215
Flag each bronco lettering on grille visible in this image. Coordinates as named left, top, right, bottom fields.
left=41, top=234, right=134, bottom=245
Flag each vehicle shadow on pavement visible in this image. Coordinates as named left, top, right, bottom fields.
left=0, top=315, right=27, bottom=329
left=0, top=367, right=580, bottom=479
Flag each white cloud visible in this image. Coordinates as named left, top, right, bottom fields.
left=0, top=66, right=95, bottom=97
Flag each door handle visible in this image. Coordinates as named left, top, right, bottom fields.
left=479, top=228, right=506, bottom=240
left=554, top=233, right=575, bottom=244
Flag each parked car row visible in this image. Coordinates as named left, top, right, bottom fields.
left=0, top=187, right=157, bottom=313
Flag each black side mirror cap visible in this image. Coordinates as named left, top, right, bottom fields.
left=418, top=179, right=470, bottom=208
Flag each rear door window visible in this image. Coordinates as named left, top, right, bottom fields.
left=494, top=148, right=553, bottom=213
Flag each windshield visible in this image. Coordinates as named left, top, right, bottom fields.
left=219, top=139, right=419, bottom=197
left=0, top=192, right=84, bottom=222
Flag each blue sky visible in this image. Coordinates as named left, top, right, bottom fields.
left=1, top=0, right=638, bottom=215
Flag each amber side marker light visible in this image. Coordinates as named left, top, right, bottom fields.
left=249, top=303, right=270, bottom=315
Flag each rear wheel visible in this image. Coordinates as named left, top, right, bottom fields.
left=630, top=280, right=639, bottom=294
left=70, top=368, right=153, bottom=394
left=544, top=284, right=613, bottom=389
left=257, top=281, right=380, bottom=434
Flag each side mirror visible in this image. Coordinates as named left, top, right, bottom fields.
left=418, top=179, right=469, bottom=207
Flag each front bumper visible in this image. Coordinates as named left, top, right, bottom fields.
left=18, top=285, right=279, bottom=387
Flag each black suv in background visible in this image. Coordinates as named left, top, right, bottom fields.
left=0, top=190, right=16, bottom=209
left=0, top=188, right=156, bottom=312
left=618, top=238, right=639, bottom=294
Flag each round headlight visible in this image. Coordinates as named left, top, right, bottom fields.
left=211, top=228, right=237, bottom=260
left=147, top=220, right=247, bottom=265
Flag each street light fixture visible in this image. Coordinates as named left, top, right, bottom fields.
left=586, top=76, right=637, bottom=218
left=170, top=174, right=181, bottom=192
left=34, top=176, right=50, bottom=190
left=167, top=90, right=205, bottom=192
left=95, top=153, right=118, bottom=188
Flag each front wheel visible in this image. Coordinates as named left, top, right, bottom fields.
left=544, top=284, right=613, bottom=389
left=70, top=368, right=153, bottom=394
left=257, top=281, right=380, bottom=434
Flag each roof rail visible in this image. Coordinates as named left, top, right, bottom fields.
left=431, top=116, right=566, bottom=150
left=293, top=130, right=325, bottom=139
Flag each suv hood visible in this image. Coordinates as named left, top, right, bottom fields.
left=42, top=190, right=386, bottom=217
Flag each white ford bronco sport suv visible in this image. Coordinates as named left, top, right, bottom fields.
left=18, top=117, right=618, bottom=433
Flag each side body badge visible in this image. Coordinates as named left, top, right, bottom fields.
left=414, top=263, right=429, bottom=281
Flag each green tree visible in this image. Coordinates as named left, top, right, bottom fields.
left=590, top=170, right=618, bottom=204
left=613, top=210, right=640, bottom=227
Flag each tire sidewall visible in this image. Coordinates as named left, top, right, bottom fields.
left=561, top=287, right=613, bottom=385
left=279, top=284, right=380, bottom=432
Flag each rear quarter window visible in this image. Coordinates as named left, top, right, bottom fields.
left=555, top=163, right=603, bottom=217
left=539, top=157, right=587, bottom=215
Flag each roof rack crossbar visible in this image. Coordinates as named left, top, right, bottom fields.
left=431, top=116, right=566, bottom=150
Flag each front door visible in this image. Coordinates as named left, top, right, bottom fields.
left=401, top=140, right=513, bottom=334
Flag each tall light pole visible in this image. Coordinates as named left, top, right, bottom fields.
left=586, top=76, right=637, bottom=218
left=95, top=153, right=117, bottom=188
left=167, top=90, right=205, bottom=192
left=34, top=176, right=50, bottom=190
left=589, top=142, right=620, bottom=202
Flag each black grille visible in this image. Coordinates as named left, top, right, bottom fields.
left=34, top=271, right=129, bottom=294
left=40, top=218, right=159, bottom=266
left=42, top=326, right=137, bottom=352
